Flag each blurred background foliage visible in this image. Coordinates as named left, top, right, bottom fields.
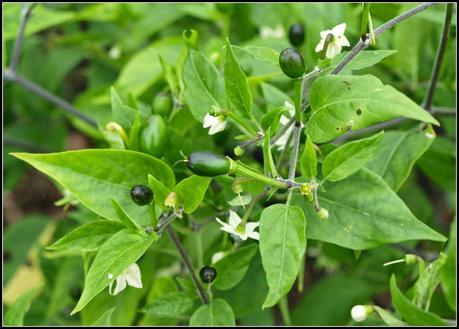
left=3, top=3, right=456, bottom=325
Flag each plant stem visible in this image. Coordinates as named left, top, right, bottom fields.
left=9, top=3, right=36, bottom=72
left=4, top=137, right=50, bottom=153
left=165, top=226, right=209, bottom=304
left=4, top=70, right=98, bottom=127
left=423, top=3, right=454, bottom=112
left=332, top=2, right=441, bottom=75
left=279, top=296, right=292, bottom=326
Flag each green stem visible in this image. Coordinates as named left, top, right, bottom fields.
left=360, top=3, right=370, bottom=40
left=320, top=33, right=334, bottom=60
left=230, top=160, right=289, bottom=189
left=279, top=296, right=292, bottom=326
left=241, top=198, right=256, bottom=225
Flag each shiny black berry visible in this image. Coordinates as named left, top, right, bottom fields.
left=130, top=185, right=153, bottom=206
left=199, top=266, right=217, bottom=283
left=288, top=23, right=305, bottom=47
left=279, top=48, right=305, bottom=79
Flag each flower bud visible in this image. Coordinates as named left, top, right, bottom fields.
left=351, top=305, right=372, bottom=322
left=234, top=146, right=244, bottom=157
left=318, top=208, right=329, bottom=220
left=165, top=192, right=178, bottom=209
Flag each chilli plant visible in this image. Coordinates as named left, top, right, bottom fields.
left=3, top=2, right=456, bottom=327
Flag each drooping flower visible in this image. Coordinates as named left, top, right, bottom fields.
left=108, top=263, right=142, bottom=296
left=315, top=23, right=350, bottom=59
left=215, top=210, right=259, bottom=241
left=203, top=113, right=227, bottom=135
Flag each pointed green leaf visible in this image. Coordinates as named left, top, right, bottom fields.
left=330, top=50, right=398, bottom=71
left=11, top=150, right=175, bottom=226
left=182, top=49, right=225, bottom=122
left=189, top=299, right=235, bottom=326
left=233, top=45, right=279, bottom=66
left=111, top=87, right=138, bottom=131
left=366, top=130, right=434, bottom=191
left=174, top=175, right=211, bottom=214
left=214, top=244, right=258, bottom=290
left=111, top=198, right=142, bottom=230
left=293, top=168, right=445, bottom=250
left=390, top=275, right=446, bottom=325
left=71, top=229, right=156, bottom=315
left=225, top=38, right=253, bottom=116
left=47, top=220, right=125, bottom=254
left=322, top=131, right=384, bottom=182
left=91, top=307, right=115, bottom=326
left=372, top=306, right=406, bottom=326
left=148, top=173, right=172, bottom=210
left=306, top=75, right=439, bottom=143
left=300, top=134, right=318, bottom=179
left=260, top=204, right=306, bottom=308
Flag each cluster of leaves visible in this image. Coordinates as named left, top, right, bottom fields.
left=3, top=3, right=456, bottom=326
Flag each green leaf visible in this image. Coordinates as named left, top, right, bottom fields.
left=4, top=285, right=42, bottom=325
left=372, top=306, right=406, bottom=326
left=111, top=198, right=142, bottom=230
left=261, top=83, right=293, bottom=110
left=390, top=275, right=447, bottom=326
left=189, top=299, right=236, bottom=326
left=174, top=176, right=211, bottom=214
left=366, top=130, right=434, bottom=191
left=91, top=307, right=115, bottom=326
left=260, top=107, right=289, bottom=132
left=293, top=168, right=446, bottom=250
left=330, top=50, right=398, bottom=71
left=260, top=204, right=307, bottom=308
left=306, top=75, right=439, bottom=143
left=225, top=39, right=253, bottom=116
left=213, top=244, right=259, bottom=290
left=47, top=220, right=125, bottom=254
left=141, top=292, right=195, bottom=318
left=441, top=216, right=456, bottom=311
left=233, top=45, right=279, bottom=66
left=12, top=150, right=175, bottom=226
left=299, top=134, right=318, bottom=179
left=322, top=131, right=384, bottom=182
left=148, top=174, right=172, bottom=210
left=71, top=229, right=155, bottom=315
left=182, top=49, right=225, bottom=122
left=263, top=129, right=279, bottom=178
left=111, top=87, right=137, bottom=131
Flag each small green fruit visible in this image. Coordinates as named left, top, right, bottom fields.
left=289, top=23, right=305, bottom=47
left=279, top=48, right=305, bottom=79
left=187, top=151, right=231, bottom=177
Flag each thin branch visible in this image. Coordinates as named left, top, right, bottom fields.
left=312, top=187, right=321, bottom=212
left=4, top=137, right=51, bottom=153
left=332, top=2, right=441, bottom=75
left=165, top=226, right=209, bottom=304
left=423, top=3, right=454, bottom=111
left=4, top=71, right=98, bottom=127
left=431, top=106, right=456, bottom=116
left=9, top=3, right=37, bottom=72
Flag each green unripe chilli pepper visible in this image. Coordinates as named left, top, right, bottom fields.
left=187, top=151, right=231, bottom=177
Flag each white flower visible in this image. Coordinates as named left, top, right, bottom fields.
left=274, top=101, right=296, bottom=151
left=260, top=25, right=285, bottom=39
left=215, top=210, right=259, bottom=241
left=108, top=263, right=142, bottom=296
left=351, top=305, right=371, bottom=322
left=315, top=23, right=350, bottom=59
left=203, top=113, right=227, bottom=135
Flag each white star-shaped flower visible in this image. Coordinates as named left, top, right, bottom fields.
left=215, top=211, right=259, bottom=241
left=315, top=23, right=350, bottom=59
left=203, top=113, right=227, bottom=135
left=108, top=263, right=142, bottom=296
left=274, top=101, right=296, bottom=151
